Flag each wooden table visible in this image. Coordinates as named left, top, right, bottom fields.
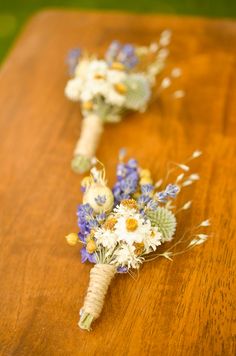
left=0, top=10, right=235, bottom=355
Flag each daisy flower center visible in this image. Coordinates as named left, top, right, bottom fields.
left=126, top=218, right=138, bottom=232
left=103, top=217, right=117, bottom=231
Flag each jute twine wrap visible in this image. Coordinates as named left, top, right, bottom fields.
left=81, top=264, right=116, bottom=320
left=74, top=114, right=104, bottom=158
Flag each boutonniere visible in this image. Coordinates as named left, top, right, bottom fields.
left=65, top=32, right=184, bottom=173
left=66, top=150, right=210, bottom=331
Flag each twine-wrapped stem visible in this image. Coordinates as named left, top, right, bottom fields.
left=79, top=264, right=116, bottom=331
left=71, top=114, right=104, bottom=174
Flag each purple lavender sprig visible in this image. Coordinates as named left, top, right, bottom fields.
left=105, top=41, right=138, bottom=69
left=67, top=48, right=81, bottom=76
left=156, top=184, right=180, bottom=203
left=112, top=159, right=139, bottom=204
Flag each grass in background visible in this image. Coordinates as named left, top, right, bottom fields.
left=0, top=0, right=235, bottom=63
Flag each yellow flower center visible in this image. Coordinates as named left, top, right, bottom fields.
left=103, top=217, right=117, bottom=231
left=121, top=199, right=138, bottom=210
left=94, top=73, right=105, bottom=80
left=111, top=62, right=125, bottom=71
left=134, top=242, right=144, bottom=255
left=126, top=218, right=138, bottom=232
left=82, top=101, right=93, bottom=111
left=114, top=83, right=127, bottom=95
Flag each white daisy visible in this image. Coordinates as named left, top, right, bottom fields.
left=94, top=227, right=118, bottom=249
left=90, top=80, right=110, bottom=97
left=105, top=87, right=126, bottom=107
left=113, top=243, right=143, bottom=269
left=113, top=204, right=136, bottom=217
left=114, top=213, right=151, bottom=245
left=64, top=78, right=82, bottom=101
left=144, top=226, right=162, bottom=253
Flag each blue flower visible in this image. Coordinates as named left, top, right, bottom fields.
left=88, top=219, right=99, bottom=229
left=165, top=184, right=180, bottom=198
left=138, top=194, right=151, bottom=205
left=105, top=41, right=138, bottom=69
left=67, top=48, right=81, bottom=76
left=127, top=159, right=138, bottom=169
left=141, top=184, right=154, bottom=195
left=156, top=184, right=180, bottom=203
left=81, top=247, right=96, bottom=264
left=96, top=212, right=106, bottom=223
left=77, top=203, right=95, bottom=236
left=117, top=266, right=128, bottom=273
left=156, top=191, right=168, bottom=203
left=116, top=163, right=127, bottom=180
left=78, top=232, right=86, bottom=243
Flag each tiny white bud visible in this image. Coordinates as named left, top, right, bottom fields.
left=158, top=48, right=169, bottom=59
left=171, top=68, right=182, bottom=77
left=197, top=234, right=208, bottom=240
left=188, top=239, right=198, bottom=247
left=159, top=36, right=171, bottom=47
left=176, top=173, right=185, bottom=183
left=189, top=174, right=200, bottom=181
left=173, top=90, right=185, bottom=99
left=161, top=77, right=171, bottom=89
left=182, top=201, right=192, bottom=210
left=195, top=239, right=206, bottom=245
left=150, top=42, right=159, bottom=52
left=182, top=180, right=193, bottom=187
left=155, top=179, right=163, bottom=188
left=192, top=150, right=202, bottom=158
left=199, top=219, right=211, bottom=227
left=178, top=164, right=190, bottom=172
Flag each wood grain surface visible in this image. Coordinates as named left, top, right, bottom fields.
left=0, top=10, right=235, bottom=356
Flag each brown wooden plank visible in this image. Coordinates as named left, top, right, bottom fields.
left=0, top=10, right=235, bottom=355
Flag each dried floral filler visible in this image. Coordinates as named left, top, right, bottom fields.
left=66, top=150, right=210, bottom=331
left=65, top=31, right=184, bottom=174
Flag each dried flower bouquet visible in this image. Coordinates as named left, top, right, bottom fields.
left=66, top=150, right=210, bottom=331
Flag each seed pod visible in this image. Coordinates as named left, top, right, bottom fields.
left=83, top=183, right=114, bottom=213
left=146, top=207, right=176, bottom=242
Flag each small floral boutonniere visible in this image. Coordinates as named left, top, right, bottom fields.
left=66, top=150, right=210, bottom=331
left=65, top=32, right=184, bottom=173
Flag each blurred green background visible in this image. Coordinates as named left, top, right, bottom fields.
left=0, top=0, right=235, bottom=63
